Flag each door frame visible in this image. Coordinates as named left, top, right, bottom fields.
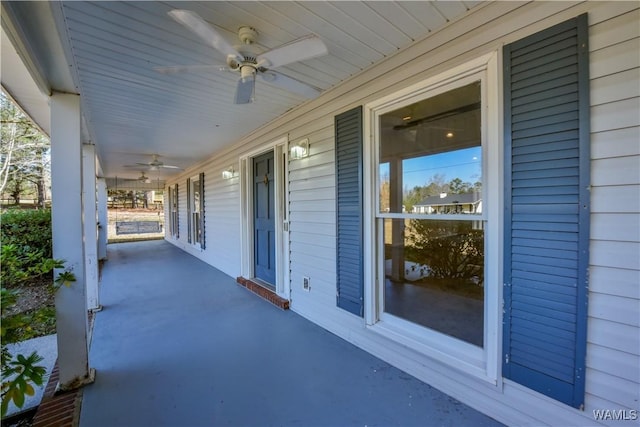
left=240, top=137, right=290, bottom=299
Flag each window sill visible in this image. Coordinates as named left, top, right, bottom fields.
left=369, top=314, right=497, bottom=385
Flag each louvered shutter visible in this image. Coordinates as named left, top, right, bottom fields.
left=186, top=178, right=192, bottom=244
left=503, top=14, right=590, bottom=408
left=335, top=106, right=364, bottom=316
left=199, top=172, right=205, bottom=249
left=167, top=186, right=173, bottom=236
left=175, top=184, right=179, bottom=238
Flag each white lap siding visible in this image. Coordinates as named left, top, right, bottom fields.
left=289, top=120, right=337, bottom=309
left=587, top=4, right=640, bottom=415
left=199, top=156, right=242, bottom=277
left=167, top=152, right=242, bottom=278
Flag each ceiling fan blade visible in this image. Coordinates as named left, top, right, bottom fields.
left=154, top=64, right=227, bottom=74
left=158, top=165, right=183, bottom=170
left=256, top=35, right=328, bottom=69
left=235, top=75, right=255, bottom=104
left=259, top=72, right=321, bottom=99
left=168, top=9, right=243, bottom=63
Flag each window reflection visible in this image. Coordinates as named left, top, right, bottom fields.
left=378, top=81, right=485, bottom=347
left=378, top=82, right=482, bottom=215
left=383, top=219, right=484, bottom=347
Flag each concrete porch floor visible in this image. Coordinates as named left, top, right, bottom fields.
left=80, top=240, right=503, bottom=427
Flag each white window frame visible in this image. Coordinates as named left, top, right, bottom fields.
left=169, top=184, right=179, bottom=239
left=189, top=174, right=202, bottom=249
left=363, top=52, right=502, bottom=384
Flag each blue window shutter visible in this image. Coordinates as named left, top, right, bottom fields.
left=199, top=172, right=205, bottom=249
left=175, top=184, right=179, bottom=239
left=335, top=106, right=364, bottom=316
left=503, top=14, right=590, bottom=409
left=186, top=178, right=192, bottom=244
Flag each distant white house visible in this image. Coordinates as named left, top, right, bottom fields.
left=413, top=192, right=482, bottom=214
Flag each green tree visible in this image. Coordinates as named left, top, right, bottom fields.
left=403, top=173, right=448, bottom=212
left=448, top=177, right=481, bottom=195
left=5, top=175, right=27, bottom=206
left=448, top=177, right=466, bottom=194
left=379, top=174, right=390, bottom=212
left=1, top=92, right=50, bottom=207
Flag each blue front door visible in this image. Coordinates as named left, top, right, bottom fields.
left=254, top=151, right=276, bottom=285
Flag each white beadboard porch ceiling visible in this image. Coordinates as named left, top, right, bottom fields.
left=3, top=1, right=481, bottom=181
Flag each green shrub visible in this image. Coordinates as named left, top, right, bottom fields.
left=0, top=244, right=61, bottom=289
left=1, top=209, right=55, bottom=289
left=1, top=209, right=52, bottom=260
left=1, top=350, right=46, bottom=417
left=0, top=209, right=61, bottom=417
left=407, top=219, right=484, bottom=283
left=1, top=288, right=48, bottom=417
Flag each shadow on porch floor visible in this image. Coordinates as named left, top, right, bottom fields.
left=80, top=240, right=503, bottom=427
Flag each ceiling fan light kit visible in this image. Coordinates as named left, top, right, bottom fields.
left=237, top=64, right=257, bottom=103
left=164, top=9, right=328, bottom=104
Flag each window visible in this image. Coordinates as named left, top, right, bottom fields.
left=366, top=53, right=500, bottom=379
left=187, top=173, right=205, bottom=249
left=378, top=81, right=485, bottom=346
left=169, top=184, right=179, bottom=238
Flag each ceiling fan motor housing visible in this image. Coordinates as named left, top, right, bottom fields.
left=238, top=26, right=258, bottom=45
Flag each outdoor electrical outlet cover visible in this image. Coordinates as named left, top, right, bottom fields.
left=303, top=277, right=310, bottom=291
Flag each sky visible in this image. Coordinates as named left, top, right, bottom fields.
left=379, top=146, right=482, bottom=190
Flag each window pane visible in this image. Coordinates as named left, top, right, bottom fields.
left=379, top=82, right=482, bottom=214
left=383, top=218, right=484, bottom=347
left=190, top=179, right=201, bottom=245
left=192, top=180, right=200, bottom=213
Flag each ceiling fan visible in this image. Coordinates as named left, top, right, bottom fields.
left=155, top=9, right=329, bottom=104
left=125, top=154, right=182, bottom=171
left=115, top=172, right=151, bottom=184
left=137, top=172, right=151, bottom=183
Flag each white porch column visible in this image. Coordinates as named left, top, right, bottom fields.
left=83, top=144, right=100, bottom=311
left=50, top=93, right=94, bottom=390
left=97, top=178, right=108, bottom=260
